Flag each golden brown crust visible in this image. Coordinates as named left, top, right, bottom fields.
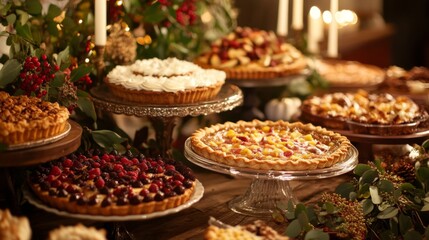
left=30, top=183, right=195, bottom=216
left=191, top=120, right=351, bottom=171
left=104, top=80, right=223, bottom=104
left=0, top=91, right=69, bottom=145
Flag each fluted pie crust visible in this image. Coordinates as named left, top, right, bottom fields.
left=191, top=120, right=351, bottom=171
left=0, top=92, right=69, bottom=145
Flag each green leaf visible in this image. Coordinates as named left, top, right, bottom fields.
left=422, top=139, right=429, bottom=151
left=377, top=206, right=398, bottom=219
left=77, top=96, right=97, bottom=122
left=404, top=230, right=422, bottom=240
left=362, top=198, right=374, bottom=215
left=56, top=47, right=70, bottom=70
left=272, top=209, right=285, bottom=223
left=46, top=4, right=62, bottom=20
left=6, top=14, right=16, bottom=25
left=70, top=65, right=92, bottom=82
left=400, top=183, right=416, bottom=192
left=142, top=3, right=166, bottom=23
left=304, top=229, right=329, bottom=240
left=285, top=219, right=302, bottom=238
left=77, top=89, right=90, bottom=97
left=354, top=164, right=372, bottom=176
left=359, top=169, right=378, bottom=184
left=335, top=182, right=355, bottom=199
left=50, top=72, right=65, bottom=87
left=393, top=189, right=402, bottom=201
left=295, top=203, right=307, bottom=218
left=297, top=212, right=310, bottom=231
left=26, top=0, right=42, bottom=15
left=389, top=217, right=399, bottom=236
left=0, top=59, right=21, bottom=88
left=378, top=180, right=394, bottom=193
left=91, top=130, right=126, bottom=149
left=306, top=206, right=318, bottom=224
left=417, top=167, right=429, bottom=183
left=285, top=200, right=295, bottom=220
left=357, top=183, right=370, bottom=198
left=324, top=202, right=336, bottom=214
left=47, top=21, right=59, bottom=36
left=16, top=10, right=29, bottom=25
left=15, top=23, right=32, bottom=41
left=399, top=213, right=413, bottom=235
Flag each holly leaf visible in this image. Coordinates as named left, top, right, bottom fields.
left=56, top=46, right=70, bottom=70
left=50, top=72, right=65, bottom=87
left=77, top=96, right=97, bottom=122
left=70, top=65, right=92, bottom=82
left=304, top=229, right=329, bottom=240
left=46, top=4, right=62, bottom=20
left=26, top=0, right=42, bottom=15
left=15, top=23, right=32, bottom=41
left=285, top=219, right=302, bottom=238
left=91, top=130, right=126, bottom=149
left=0, top=59, right=21, bottom=88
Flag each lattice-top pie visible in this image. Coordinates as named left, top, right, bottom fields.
left=0, top=91, right=69, bottom=145
left=191, top=120, right=351, bottom=170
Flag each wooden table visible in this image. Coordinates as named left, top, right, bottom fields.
left=17, top=162, right=353, bottom=240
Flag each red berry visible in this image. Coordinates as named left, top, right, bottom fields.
left=50, top=166, right=62, bottom=176
left=41, top=54, right=47, bottom=60
left=63, top=159, right=73, bottom=168
left=120, top=157, right=132, bottom=165
left=139, top=188, right=149, bottom=197
left=46, top=175, right=56, bottom=182
left=95, top=178, right=105, bottom=188
left=140, top=163, right=149, bottom=171
left=173, top=180, right=183, bottom=186
left=51, top=179, right=61, bottom=188
left=101, top=154, right=110, bottom=161
left=113, top=164, right=124, bottom=172
left=149, top=183, right=159, bottom=193
left=173, top=173, right=185, bottom=182
left=89, top=168, right=101, bottom=176
left=54, top=65, right=60, bottom=71
left=138, top=173, right=148, bottom=181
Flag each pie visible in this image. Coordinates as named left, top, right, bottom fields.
left=0, top=91, right=70, bottom=145
left=105, top=57, right=225, bottom=104
left=205, top=220, right=289, bottom=240
left=195, top=27, right=307, bottom=79
left=384, top=66, right=429, bottom=93
left=28, top=150, right=196, bottom=216
left=0, top=209, right=31, bottom=240
left=191, top=120, right=351, bottom=170
left=48, top=224, right=106, bottom=240
left=301, top=90, right=428, bottom=135
left=314, top=59, right=384, bottom=88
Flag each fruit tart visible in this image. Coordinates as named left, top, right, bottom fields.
left=191, top=120, right=351, bottom=171
left=28, top=150, right=196, bottom=216
left=0, top=91, right=69, bottom=145
left=195, top=27, right=307, bottom=79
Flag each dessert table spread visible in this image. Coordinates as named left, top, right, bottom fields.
left=12, top=161, right=352, bottom=240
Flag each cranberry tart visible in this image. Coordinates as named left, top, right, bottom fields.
left=195, top=27, right=307, bottom=79
left=28, top=150, right=196, bottom=216
left=0, top=91, right=69, bottom=145
left=191, top=120, right=351, bottom=171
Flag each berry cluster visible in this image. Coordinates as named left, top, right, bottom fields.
left=19, top=55, right=59, bottom=97
left=175, top=0, right=197, bottom=26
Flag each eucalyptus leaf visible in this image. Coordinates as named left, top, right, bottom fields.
left=6, top=14, right=16, bottom=25
left=422, top=139, right=429, bottom=151
left=285, top=200, right=295, bottom=220
left=389, top=217, right=399, bottom=236
left=378, top=180, right=394, bottom=193
left=354, top=163, right=372, bottom=176
left=400, top=183, right=416, bottom=192
left=369, top=186, right=382, bottom=204
left=26, top=0, right=42, bottom=15
left=335, top=182, right=355, bottom=199
left=362, top=198, right=374, bottom=215
left=349, top=191, right=357, bottom=201
left=0, top=59, right=21, bottom=88
left=360, top=169, right=378, bottom=184
left=77, top=96, right=97, bottom=122
left=304, top=229, right=329, bottom=240
left=357, top=183, right=370, bottom=198
left=306, top=206, right=317, bottom=224
left=285, top=219, right=302, bottom=238
left=399, top=213, right=413, bottom=235
left=295, top=203, right=307, bottom=218
left=91, top=130, right=126, bottom=149
left=70, top=65, right=92, bottom=82
left=377, top=206, right=398, bottom=219
left=297, top=212, right=310, bottom=231
left=272, top=209, right=285, bottom=223
left=417, top=167, right=429, bottom=183
left=404, top=230, right=422, bottom=240
left=393, top=189, right=402, bottom=201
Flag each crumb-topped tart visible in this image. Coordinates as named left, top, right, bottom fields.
left=0, top=209, right=31, bottom=240
left=0, top=91, right=69, bottom=145
left=384, top=66, right=429, bottom=94
left=301, top=90, right=428, bottom=134
left=48, top=224, right=106, bottom=240
left=195, top=27, right=307, bottom=79
left=105, top=57, right=225, bottom=104
left=205, top=220, right=289, bottom=240
left=28, top=150, right=196, bottom=216
left=191, top=120, right=351, bottom=171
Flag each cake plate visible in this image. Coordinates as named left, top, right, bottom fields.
left=184, top=138, right=358, bottom=217
left=90, top=84, right=243, bottom=157
left=226, top=71, right=308, bottom=121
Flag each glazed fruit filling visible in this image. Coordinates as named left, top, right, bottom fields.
left=29, top=150, right=195, bottom=206
left=202, top=125, right=335, bottom=161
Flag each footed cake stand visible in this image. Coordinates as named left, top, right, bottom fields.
left=184, top=139, right=358, bottom=217
left=91, top=84, right=243, bottom=157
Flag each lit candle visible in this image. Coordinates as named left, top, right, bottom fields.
left=327, top=0, right=338, bottom=58
left=276, top=0, right=289, bottom=36
left=95, top=0, right=107, bottom=46
left=307, top=6, right=323, bottom=53
left=291, top=0, right=303, bottom=30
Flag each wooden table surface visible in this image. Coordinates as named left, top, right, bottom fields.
left=15, top=162, right=353, bottom=240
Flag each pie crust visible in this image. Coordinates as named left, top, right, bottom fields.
left=29, top=152, right=196, bottom=216
left=191, top=120, right=351, bottom=171
left=0, top=91, right=70, bottom=145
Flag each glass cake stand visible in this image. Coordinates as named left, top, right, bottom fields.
left=90, top=84, right=243, bottom=157
left=184, top=138, right=358, bottom=217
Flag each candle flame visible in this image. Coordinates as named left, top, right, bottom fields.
left=309, top=6, right=321, bottom=19
left=322, top=11, right=332, bottom=24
